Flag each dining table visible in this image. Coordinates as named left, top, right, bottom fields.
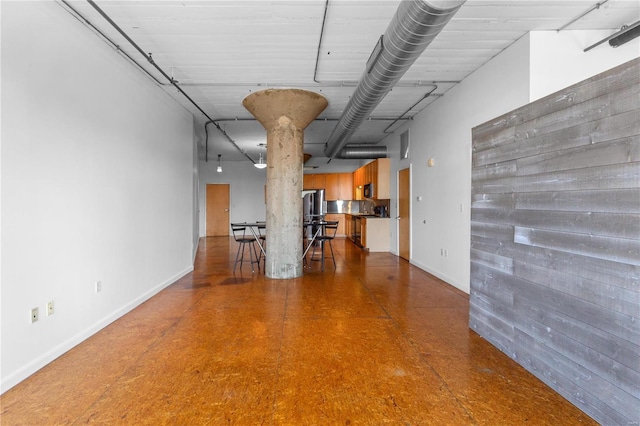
left=240, top=221, right=327, bottom=262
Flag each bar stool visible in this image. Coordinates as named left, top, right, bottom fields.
left=256, top=221, right=266, bottom=269
left=231, top=223, right=260, bottom=273
left=311, top=220, right=338, bottom=271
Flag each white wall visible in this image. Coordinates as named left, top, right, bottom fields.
left=529, top=30, right=640, bottom=101
left=387, top=35, right=532, bottom=293
left=1, top=1, right=195, bottom=391
left=192, top=132, right=201, bottom=259
left=199, top=160, right=268, bottom=235
left=385, top=29, right=638, bottom=294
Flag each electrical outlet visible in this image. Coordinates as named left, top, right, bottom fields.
left=95, top=280, right=102, bottom=293
left=31, top=307, right=39, bottom=323
left=47, top=301, right=54, bottom=316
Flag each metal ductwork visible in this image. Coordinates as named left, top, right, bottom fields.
left=323, top=0, right=465, bottom=159
left=336, top=146, right=388, bottom=159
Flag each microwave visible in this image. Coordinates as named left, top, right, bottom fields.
left=363, top=183, right=374, bottom=198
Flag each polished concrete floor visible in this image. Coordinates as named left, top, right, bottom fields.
left=1, top=237, right=596, bottom=425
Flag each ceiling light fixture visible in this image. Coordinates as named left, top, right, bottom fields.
left=254, top=152, right=267, bottom=169
left=217, top=154, right=222, bottom=173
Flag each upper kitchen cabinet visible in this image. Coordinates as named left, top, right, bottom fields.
left=303, top=174, right=326, bottom=190
left=338, top=173, right=353, bottom=200
left=305, top=172, right=352, bottom=200
left=374, top=158, right=390, bottom=199
left=325, top=173, right=340, bottom=199
left=353, top=158, right=390, bottom=200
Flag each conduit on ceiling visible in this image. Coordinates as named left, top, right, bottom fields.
left=70, top=0, right=255, bottom=164
left=556, top=0, right=609, bottom=32
left=323, top=0, right=466, bottom=159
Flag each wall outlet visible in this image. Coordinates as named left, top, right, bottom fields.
left=95, top=280, right=102, bottom=293
left=31, top=307, right=39, bottom=323
left=47, top=301, right=54, bottom=316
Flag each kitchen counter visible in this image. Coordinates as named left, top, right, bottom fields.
left=345, top=214, right=390, bottom=251
left=349, top=213, right=387, bottom=219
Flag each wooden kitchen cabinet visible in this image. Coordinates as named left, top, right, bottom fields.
left=306, top=172, right=353, bottom=200
left=352, top=158, right=390, bottom=200
left=303, top=174, right=314, bottom=189
left=375, top=158, right=390, bottom=199
left=303, top=173, right=326, bottom=190
left=353, top=168, right=365, bottom=199
left=361, top=217, right=390, bottom=252
left=324, top=173, right=340, bottom=199
left=324, top=213, right=345, bottom=237
left=361, top=217, right=367, bottom=247
left=313, top=174, right=326, bottom=191
left=338, top=173, right=353, bottom=199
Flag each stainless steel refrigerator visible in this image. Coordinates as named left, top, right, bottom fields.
left=302, top=189, right=326, bottom=220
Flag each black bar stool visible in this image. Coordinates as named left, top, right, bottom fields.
left=311, top=220, right=338, bottom=271
left=256, top=221, right=266, bottom=270
left=231, top=223, right=260, bottom=273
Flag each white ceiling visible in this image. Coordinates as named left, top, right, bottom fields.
left=59, top=0, right=639, bottom=170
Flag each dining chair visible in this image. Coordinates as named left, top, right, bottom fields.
left=231, top=223, right=260, bottom=274
left=311, top=220, right=339, bottom=271
left=256, top=221, right=266, bottom=270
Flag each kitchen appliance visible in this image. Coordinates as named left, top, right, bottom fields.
left=363, top=183, right=374, bottom=198
left=303, top=189, right=326, bottom=247
left=303, top=189, right=326, bottom=220
left=373, top=205, right=388, bottom=217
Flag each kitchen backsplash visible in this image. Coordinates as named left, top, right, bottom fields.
left=326, top=199, right=390, bottom=215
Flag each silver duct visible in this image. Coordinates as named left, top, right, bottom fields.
left=336, top=146, right=388, bottom=159
left=323, top=0, right=465, bottom=159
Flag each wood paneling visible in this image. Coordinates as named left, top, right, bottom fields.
left=470, top=58, right=640, bottom=426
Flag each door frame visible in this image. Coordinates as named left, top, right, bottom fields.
left=398, top=166, right=411, bottom=261
left=206, top=183, right=230, bottom=237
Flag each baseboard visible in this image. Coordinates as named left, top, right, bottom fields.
left=0, top=265, right=193, bottom=394
left=409, top=258, right=469, bottom=295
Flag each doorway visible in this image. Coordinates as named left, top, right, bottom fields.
left=206, top=184, right=230, bottom=236
left=398, top=168, right=410, bottom=261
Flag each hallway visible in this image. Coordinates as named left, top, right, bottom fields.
left=0, top=237, right=595, bottom=425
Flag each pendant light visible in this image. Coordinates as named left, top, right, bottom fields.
left=254, top=144, right=267, bottom=169
left=216, top=154, right=222, bottom=173
left=254, top=152, right=267, bottom=169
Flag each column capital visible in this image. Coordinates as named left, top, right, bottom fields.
left=243, top=89, right=328, bottom=130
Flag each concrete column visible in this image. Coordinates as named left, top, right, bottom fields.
left=243, top=89, right=328, bottom=279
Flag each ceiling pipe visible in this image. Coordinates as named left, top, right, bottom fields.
left=313, top=0, right=330, bottom=83
left=584, top=19, right=640, bottom=52
left=58, top=0, right=167, bottom=87
left=557, top=0, right=609, bottom=32
left=84, top=0, right=255, bottom=164
left=383, top=85, right=437, bottom=134
left=323, top=0, right=465, bottom=159
left=336, top=146, right=388, bottom=159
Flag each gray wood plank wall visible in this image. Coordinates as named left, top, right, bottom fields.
left=470, top=58, right=640, bottom=426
